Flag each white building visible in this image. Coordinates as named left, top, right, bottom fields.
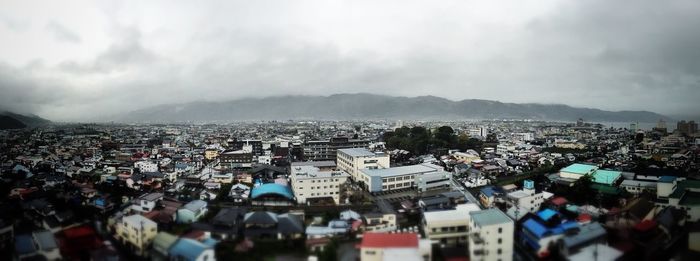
left=289, top=163, right=349, bottom=205
left=134, top=161, right=158, bottom=173
left=468, top=208, right=514, bottom=261
left=337, top=148, right=390, bottom=182
left=506, top=180, right=551, bottom=213
left=452, top=150, right=481, bottom=164
left=359, top=163, right=449, bottom=193
left=359, top=232, right=431, bottom=261
left=115, top=214, right=158, bottom=256
left=422, top=203, right=481, bottom=246
left=130, top=192, right=163, bottom=213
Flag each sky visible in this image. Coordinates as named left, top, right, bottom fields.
left=1, top=0, right=699, bottom=121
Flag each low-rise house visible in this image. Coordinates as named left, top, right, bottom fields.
left=228, top=183, right=251, bottom=203
left=131, top=192, right=163, bottom=213
left=168, top=237, right=217, bottom=261
left=363, top=212, right=397, bottom=232
left=177, top=200, right=208, bottom=224
left=115, top=214, right=158, bottom=256
left=14, top=230, right=61, bottom=260
left=243, top=211, right=304, bottom=240
left=358, top=232, right=431, bottom=261
left=305, top=220, right=350, bottom=238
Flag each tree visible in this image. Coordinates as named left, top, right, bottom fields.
left=571, top=174, right=595, bottom=204
left=433, top=126, right=457, bottom=148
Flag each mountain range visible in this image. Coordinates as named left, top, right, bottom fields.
left=112, top=93, right=670, bottom=123
left=0, top=111, right=51, bottom=130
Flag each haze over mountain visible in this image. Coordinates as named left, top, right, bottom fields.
left=112, top=94, right=669, bottom=123
left=0, top=111, right=51, bottom=129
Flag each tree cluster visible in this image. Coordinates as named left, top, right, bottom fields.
left=382, top=126, right=484, bottom=155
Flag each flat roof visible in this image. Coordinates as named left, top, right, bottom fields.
left=560, top=163, right=598, bottom=175
left=361, top=165, right=438, bottom=177
left=592, top=170, right=622, bottom=185
left=470, top=208, right=512, bottom=227
left=423, top=203, right=480, bottom=223
left=291, top=165, right=348, bottom=180
left=338, top=148, right=382, bottom=157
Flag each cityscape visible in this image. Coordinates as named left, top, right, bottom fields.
left=2, top=1, right=700, bottom=261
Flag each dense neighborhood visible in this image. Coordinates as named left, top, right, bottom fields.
left=1, top=119, right=699, bottom=260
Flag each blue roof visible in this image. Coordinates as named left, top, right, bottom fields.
left=480, top=186, right=497, bottom=197
left=15, top=234, right=36, bottom=255
left=523, top=218, right=548, bottom=238
left=537, top=209, right=558, bottom=221
left=169, top=238, right=211, bottom=261
left=560, top=221, right=579, bottom=231
left=251, top=183, right=294, bottom=200
left=659, top=176, right=677, bottom=183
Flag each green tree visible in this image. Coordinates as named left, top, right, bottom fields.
left=571, top=174, right=595, bottom=204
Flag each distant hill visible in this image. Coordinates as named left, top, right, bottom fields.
left=0, top=111, right=51, bottom=129
left=114, top=93, right=671, bottom=123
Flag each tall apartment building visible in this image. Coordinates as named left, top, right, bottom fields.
left=229, top=139, right=264, bottom=156
left=677, top=120, right=698, bottom=135
left=303, top=137, right=371, bottom=161
left=468, top=208, right=514, bottom=261
left=220, top=149, right=253, bottom=169
left=290, top=163, right=349, bottom=205
left=115, top=214, right=158, bottom=256
left=337, top=148, right=390, bottom=182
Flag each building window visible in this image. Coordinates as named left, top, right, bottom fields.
left=498, top=238, right=502, bottom=244
left=497, top=249, right=502, bottom=254
left=498, top=228, right=502, bottom=233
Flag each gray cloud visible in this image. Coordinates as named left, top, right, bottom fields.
left=0, top=0, right=699, bottom=121
left=45, top=21, right=81, bottom=43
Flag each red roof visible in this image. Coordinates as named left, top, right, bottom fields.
left=63, top=226, right=97, bottom=239
left=550, top=197, right=568, bottom=206
left=634, top=220, right=657, bottom=232
left=360, top=233, right=418, bottom=248
left=577, top=213, right=592, bottom=223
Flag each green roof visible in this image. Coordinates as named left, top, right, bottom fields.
left=679, top=191, right=700, bottom=206
left=591, top=184, right=622, bottom=195
left=669, top=180, right=700, bottom=199
left=561, top=164, right=598, bottom=175
left=470, top=208, right=512, bottom=227
left=592, top=170, right=622, bottom=185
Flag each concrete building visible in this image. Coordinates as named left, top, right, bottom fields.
left=422, top=203, right=481, bottom=246
left=337, top=148, right=390, bottom=182
left=134, top=161, right=158, bottom=173
left=559, top=163, right=622, bottom=186
left=115, top=214, right=158, bottom=256
left=220, top=150, right=253, bottom=169
left=468, top=208, right=514, bottom=261
left=289, top=163, right=349, bottom=205
left=506, top=180, right=551, bottom=213
left=304, top=137, right=372, bottom=161
left=358, top=163, right=449, bottom=193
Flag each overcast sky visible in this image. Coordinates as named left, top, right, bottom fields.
left=1, top=0, right=699, bottom=121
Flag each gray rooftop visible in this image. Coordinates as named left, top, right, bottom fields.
left=291, top=161, right=337, bottom=168
left=361, top=164, right=437, bottom=177
left=470, top=208, right=513, bottom=227
left=291, top=165, right=348, bottom=180
left=338, top=148, right=382, bottom=157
